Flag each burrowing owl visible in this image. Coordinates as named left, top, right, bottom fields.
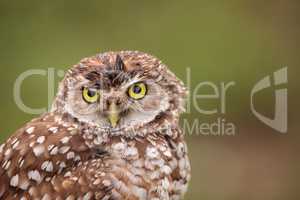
left=0, top=51, right=191, bottom=200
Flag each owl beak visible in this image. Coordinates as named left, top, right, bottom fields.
left=108, top=102, right=120, bottom=128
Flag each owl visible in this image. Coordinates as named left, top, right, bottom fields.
left=0, top=51, right=191, bottom=200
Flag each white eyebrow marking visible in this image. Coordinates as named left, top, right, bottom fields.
left=120, top=75, right=144, bottom=90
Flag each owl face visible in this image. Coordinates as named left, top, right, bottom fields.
left=53, top=51, right=186, bottom=132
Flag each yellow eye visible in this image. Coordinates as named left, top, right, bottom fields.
left=128, top=82, right=147, bottom=100
left=82, top=88, right=100, bottom=103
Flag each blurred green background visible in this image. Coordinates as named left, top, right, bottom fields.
left=0, top=0, right=299, bottom=199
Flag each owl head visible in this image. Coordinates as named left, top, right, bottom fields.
left=52, top=51, right=187, bottom=134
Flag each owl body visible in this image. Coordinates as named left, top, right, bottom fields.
left=0, top=51, right=190, bottom=200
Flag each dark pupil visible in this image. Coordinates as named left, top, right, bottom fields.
left=87, top=89, right=96, bottom=97
left=133, top=85, right=142, bottom=94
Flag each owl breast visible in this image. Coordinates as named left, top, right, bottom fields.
left=93, top=129, right=191, bottom=200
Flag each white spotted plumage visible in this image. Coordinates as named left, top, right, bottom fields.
left=0, top=51, right=190, bottom=199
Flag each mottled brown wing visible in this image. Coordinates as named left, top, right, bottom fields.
left=0, top=115, right=111, bottom=199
